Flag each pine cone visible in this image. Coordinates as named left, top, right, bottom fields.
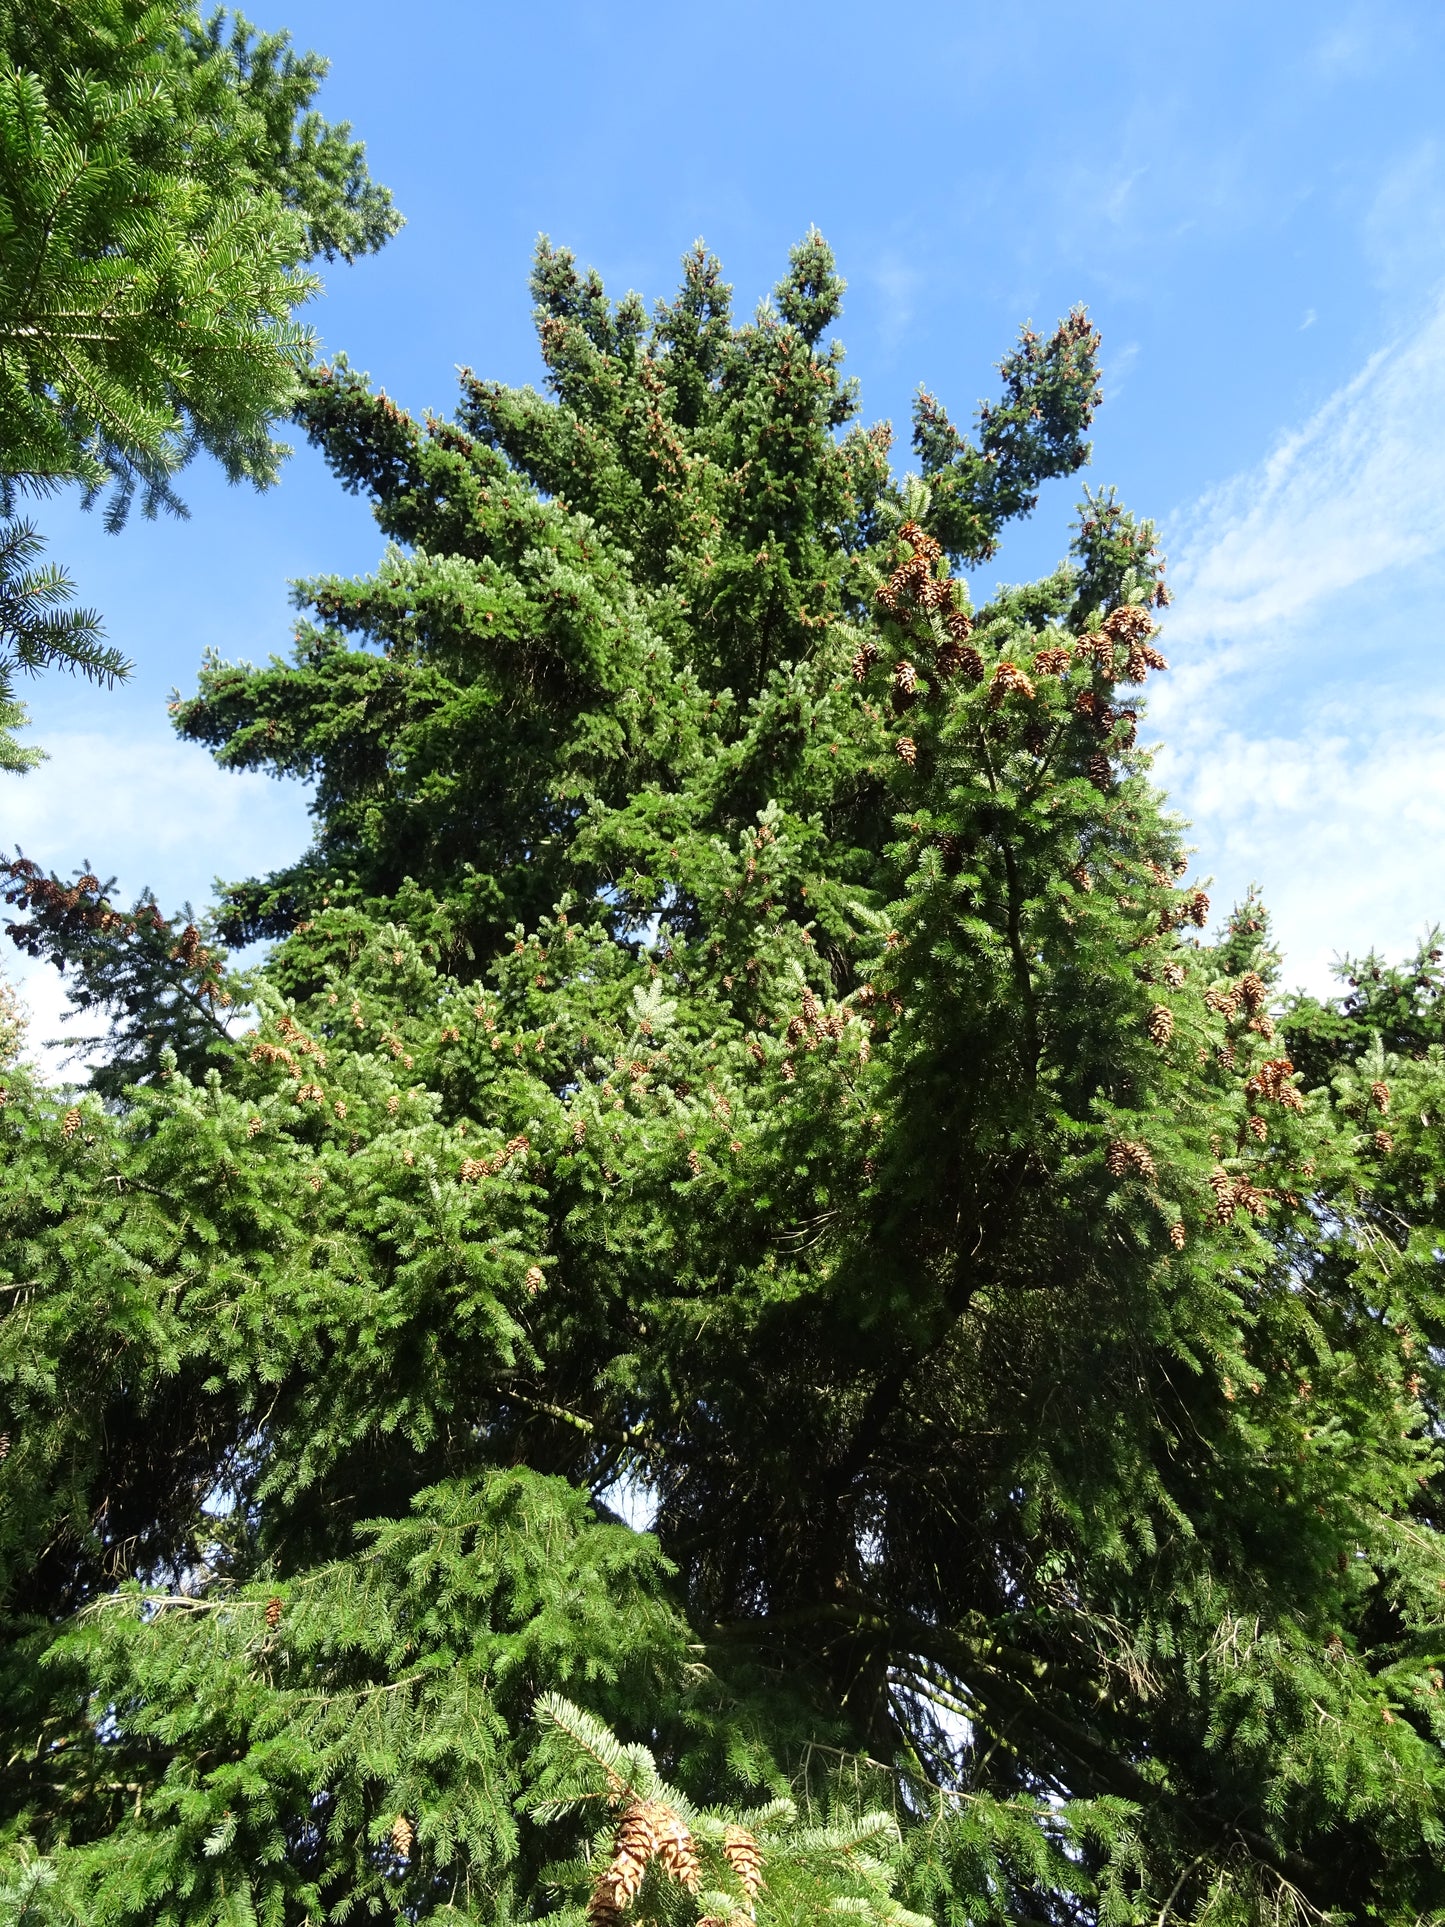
left=525, top=1265, right=544, bottom=1294
left=264, top=1595, right=283, bottom=1630
left=1373, top=1129, right=1394, bottom=1155
left=990, top=660, right=1036, bottom=702
left=1107, top=1138, right=1156, bottom=1181
left=1078, top=631, right=1118, bottom=673
left=1236, top=970, right=1267, bottom=1013
left=1102, top=604, right=1156, bottom=643
left=1070, top=862, right=1093, bottom=893
left=939, top=641, right=984, bottom=682
left=1236, top=1181, right=1271, bottom=1220
left=893, top=659, right=918, bottom=696
left=608, top=1801, right=662, bottom=1906
left=1186, top=889, right=1210, bottom=928
left=1127, top=640, right=1168, bottom=679
left=723, top=1825, right=765, bottom=1908
left=61, top=1106, right=81, bottom=1140
left=587, top=1876, right=627, bottom=1927
left=1033, top=644, right=1072, bottom=677
left=1168, top=1221, right=1186, bottom=1251
left=851, top=640, right=879, bottom=681
left=896, top=736, right=917, bottom=766
left=1147, top=1004, right=1174, bottom=1047
left=1209, top=1169, right=1237, bottom=1223
left=1370, top=1080, right=1390, bottom=1114
left=653, top=1807, right=701, bottom=1892
left=1162, top=962, right=1186, bottom=989
left=390, top=1813, right=415, bottom=1860
left=1247, top=1115, right=1267, bottom=1142
left=897, top=519, right=942, bottom=562
left=1088, top=750, right=1111, bottom=789
left=1204, top=987, right=1237, bottom=1017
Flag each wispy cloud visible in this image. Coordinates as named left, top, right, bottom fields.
left=1167, top=296, right=1445, bottom=645
left=1156, top=291, right=1445, bottom=991
left=1, top=728, right=309, bottom=896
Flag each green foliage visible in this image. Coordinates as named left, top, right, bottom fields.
left=4, top=235, right=1445, bottom=1924
left=0, top=0, right=398, bottom=508
left=1283, top=928, right=1445, bottom=1088
left=0, top=519, right=122, bottom=770
left=0, top=0, right=398, bottom=764
left=532, top=1695, right=932, bottom=1927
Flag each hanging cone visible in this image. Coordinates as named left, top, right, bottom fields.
left=653, top=1806, right=701, bottom=1891
left=723, top=1825, right=765, bottom=1910
left=1237, top=970, right=1267, bottom=1012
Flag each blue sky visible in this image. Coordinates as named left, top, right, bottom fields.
left=7, top=0, right=1445, bottom=1054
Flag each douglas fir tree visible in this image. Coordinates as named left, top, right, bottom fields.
left=2, top=234, right=1443, bottom=1926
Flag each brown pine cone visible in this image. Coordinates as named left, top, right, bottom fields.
left=653, top=1806, right=701, bottom=1892
left=991, top=660, right=1037, bottom=702
left=1237, top=970, right=1267, bottom=1013
left=606, top=1801, right=662, bottom=1908
left=723, top=1825, right=765, bottom=1907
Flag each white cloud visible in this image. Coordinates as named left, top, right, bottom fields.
left=1167, top=296, right=1445, bottom=645
left=1156, top=292, right=1445, bottom=993
left=1, top=728, right=310, bottom=898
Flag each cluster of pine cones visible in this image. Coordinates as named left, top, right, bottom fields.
left=1209, top=1169, right=1272, bottom=1224
left=1245, top=1057, right=1304, bottom=1113
left=588, top=1802, right=763, bottom=1927
left=459, top=1132, right=531, bottom=1183
left=1106, top=1138, right=1158, bottom=1182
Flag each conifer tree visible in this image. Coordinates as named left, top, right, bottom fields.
left=3, top=235, right=1444, bottom=1925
